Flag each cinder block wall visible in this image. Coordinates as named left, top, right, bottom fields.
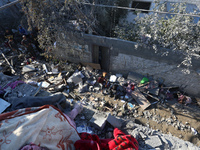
left=54, top=33, right=200, bottom=97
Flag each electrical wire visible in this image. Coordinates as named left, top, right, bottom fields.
left=78, top=2, right=200, bottom=18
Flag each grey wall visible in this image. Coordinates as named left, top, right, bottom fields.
left=0, top=0, right=22, bottom=29
left=54, top=33, right=200, bottom=97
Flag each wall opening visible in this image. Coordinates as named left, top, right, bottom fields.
left=131, top=1, right=151, bottom=13
left=92, top=45, right=110, bottom=72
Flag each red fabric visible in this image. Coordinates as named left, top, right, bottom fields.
left=131, top=85, right=135, bottom=91
left=108, top=128, right=139, bottom=150
left=74, top=133, right=111, bottom=150
left=97, top=77, right=106, bottom=84
left=74, top=128, right=138, bottom=150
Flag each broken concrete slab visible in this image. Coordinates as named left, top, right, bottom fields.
left=106, top=114, right=122, bottom=129
left=131, top=87, right=151, bottom=110
left=145, top=135, right=162, bottom=148
left=67, top=71, right=84, bottom=85
left=89, top=112, right=109, bottom=130
left=22, top=65, right=36, bottom=73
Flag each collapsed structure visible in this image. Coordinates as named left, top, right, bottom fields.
left=0, top=0, right=200, bottom=150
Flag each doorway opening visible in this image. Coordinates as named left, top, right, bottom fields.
left=92, top=45, right=110, bottom=72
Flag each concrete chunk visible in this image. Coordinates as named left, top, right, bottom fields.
left=22, top=65, right=35, bottom=73
left=145, top=135, right=162, bottom=148
left=106, top=114, right=122, bottom=129
left=89, top=112, right=109, bottom=130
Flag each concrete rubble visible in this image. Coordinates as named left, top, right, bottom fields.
left=0, top=50, right=200, bottom=149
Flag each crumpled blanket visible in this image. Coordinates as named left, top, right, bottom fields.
left=74, top=128, right=139, bottom=150
left=0, top=105, right=80, bottom=150
left=6, top=93, right=66, bottom=111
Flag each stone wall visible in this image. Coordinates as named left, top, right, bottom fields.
left=54, top=33, right=200, bottom=96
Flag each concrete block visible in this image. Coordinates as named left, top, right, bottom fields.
left=145, top=135, right=162, bottom=148
left=22, top=65, right=35, bottom=73
left=106, top=114, right=122, bottom=129
left=89, top=112, right=109, bottom=130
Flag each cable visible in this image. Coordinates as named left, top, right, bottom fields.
left=78, top=2, right=200, bottom=18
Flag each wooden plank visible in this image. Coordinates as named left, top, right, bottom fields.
left=131, top=87, right=151, bottom=110
left=1, top=52, right=16, bottom=74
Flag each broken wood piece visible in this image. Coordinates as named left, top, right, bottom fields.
left=82, top=62, right=101, bottom=70
left=131, top=87, right=151, bottom=110
left=33, top=82, right=42, bottom=96
left=160, top=86, right=179, bottom=90
left=143, top=92, right=160, bottom=101
left=1, top=52, right=16, bottom=74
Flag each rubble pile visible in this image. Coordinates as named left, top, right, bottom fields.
left=0, top=50, right=200, bottom=150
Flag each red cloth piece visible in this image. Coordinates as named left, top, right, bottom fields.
left=74, top=129, right=138, bottom=150
left=108, top=128, right=139, bottom=150
left=131, top=84, right=135, bottom=91
left=74, top=133, right=109, bottom=150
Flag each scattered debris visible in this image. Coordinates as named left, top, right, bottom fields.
left=0, top=49, right=199, bottom=149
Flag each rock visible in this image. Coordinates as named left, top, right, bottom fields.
left=38, top=81, right=50, bottom=88
left=145, top=135, right=163, bottom=148
left=191, top=127, right=198, bottom=135
left=131, top=129, right=140, bottom=140
left=179, top=135, right=183, bottom=138
left=139, top=132, right=147, bottom=139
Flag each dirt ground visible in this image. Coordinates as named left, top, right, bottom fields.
left=80, top=92, right=200, bottom=146
left=136, top=102, right=200, bottom=146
